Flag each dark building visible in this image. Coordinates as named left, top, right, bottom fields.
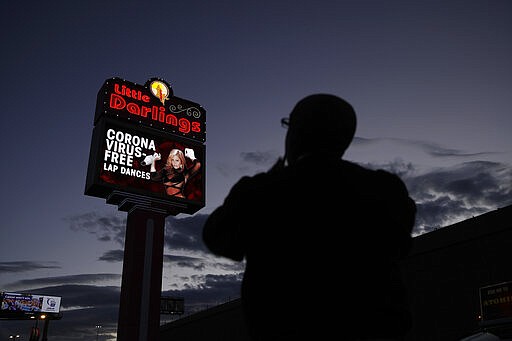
left=402, top=204, right=512, bottom=340
left=160, top=204, right=512, bottom=341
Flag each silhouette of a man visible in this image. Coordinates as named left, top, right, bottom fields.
left=202, top=94, right=417, bottom=340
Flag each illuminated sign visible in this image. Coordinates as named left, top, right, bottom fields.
left=86, top=77, right=206, bottom=214
left=0, top=292, right=62, bottom=319
left=160, top=296, right=184, bottom=315
left=95, top=77, right=206, bottom=142
left=480, top=281, right=512, bottom=321
left=85, top=117, right=205, bottom=214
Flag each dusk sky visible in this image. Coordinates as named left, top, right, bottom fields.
left=1, top=1, right=511, bottom=340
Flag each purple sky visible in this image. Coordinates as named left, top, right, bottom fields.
left=1, top=1, right=511, bottom=339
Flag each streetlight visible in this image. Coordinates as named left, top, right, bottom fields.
left=95, top=324, right=102, bottom=341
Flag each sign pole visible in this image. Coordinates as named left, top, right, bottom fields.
left=41, top=318, right=49, bottom=341
left=116, top=204, right=166, bottom=341
left=85, top=76, right=207, bottom=340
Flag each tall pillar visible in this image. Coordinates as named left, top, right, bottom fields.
left=116, top=207, right=166, bottom=341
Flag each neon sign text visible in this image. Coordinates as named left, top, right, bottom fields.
left=114, top=83, right=150, bottom=102
left=109, top=88, right=202, bottom=135
left=95, top=77, right=206, bottom=142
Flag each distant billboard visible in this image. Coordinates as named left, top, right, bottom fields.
left=160, top=296, right=184, bottom=315
left=85, top=117, right=205, bottom=214
left=1, top=292, right=62, bottom=318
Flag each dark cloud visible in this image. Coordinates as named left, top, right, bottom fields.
left=164, top=214, right=209, bottom=253
left=417, top=143, right=496, bottom=158
left=0, top=261, right=60, bottom=273
left=351, top=159, right=511, bottom=235
left=353, top=136, right=369, bottom=144
left=35, top=284, right=120, bottom=308
left=163, top=254, right=206, bottom=271
left=65, top=212, right=126, bottom=246
left=163, top=254, right=202, bottom=263
left=67, top=212, right=210, bottom=254
left=211, top=150, right=281, bottom=177
left=5, top=274, right=121, bottom=289
left=408, top=139, right=495, bottom=158
left=98, top=249, right=124, bottom=262
left=210, top=260, right=245, bottom=272
left=97, top=249, right=210, bottom=270
left=67, top=213, right=210, bottom=263
left=404, top=161, right=512, bottom=235
left=240, top=150, right=279, bottom=165
left=353, top=136, right=499, bottom=159
left=162, top=273, right=242, bottom=313
left=359, top=158, right=416, bottom=179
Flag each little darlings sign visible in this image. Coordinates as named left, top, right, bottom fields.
left=95, top=77, right=206, bottom=142
left=85, top=77, right=206, bottom=215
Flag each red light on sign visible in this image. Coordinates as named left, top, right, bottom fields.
left=95, top=77, right=206, bottom=142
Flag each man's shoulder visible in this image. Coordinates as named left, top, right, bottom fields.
left=338, top=159, right=382, bottom=178
left=374, top=168, right=408, bottom=188
left=343, top=160, right=403, bottom=178
left=340, top=160, right=409, bottom=192
left=228, top=172, right=276, bottom=193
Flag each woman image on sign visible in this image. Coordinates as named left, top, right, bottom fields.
left=149, top=148, right=201, bottom=198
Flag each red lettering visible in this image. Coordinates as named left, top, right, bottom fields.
left=111, top=94, right=154, bottom=119
left=126, top=103, right=140, bottom=116
left=141, top=106, right=151, bottom=118
left=166, top=114, right=178, bottom=126
left=114, top=83, right=150, bottom=103
left=178, top=118, right=190, bottom=133
left=114, top=83, right=122, bottom=95
left=191, top=121, right=201, bottom=133
left=110, top=93, right=126, bottom=109
left=130, top=88, right=138, bottom=100
left=107, top=84, right=203, bottom=139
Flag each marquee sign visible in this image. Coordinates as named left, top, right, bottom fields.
left=95, top=77, right=206, bottom=142
left=85, top=117, right=205, bottom=214
left=85, top=77, right=206, bottom=215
